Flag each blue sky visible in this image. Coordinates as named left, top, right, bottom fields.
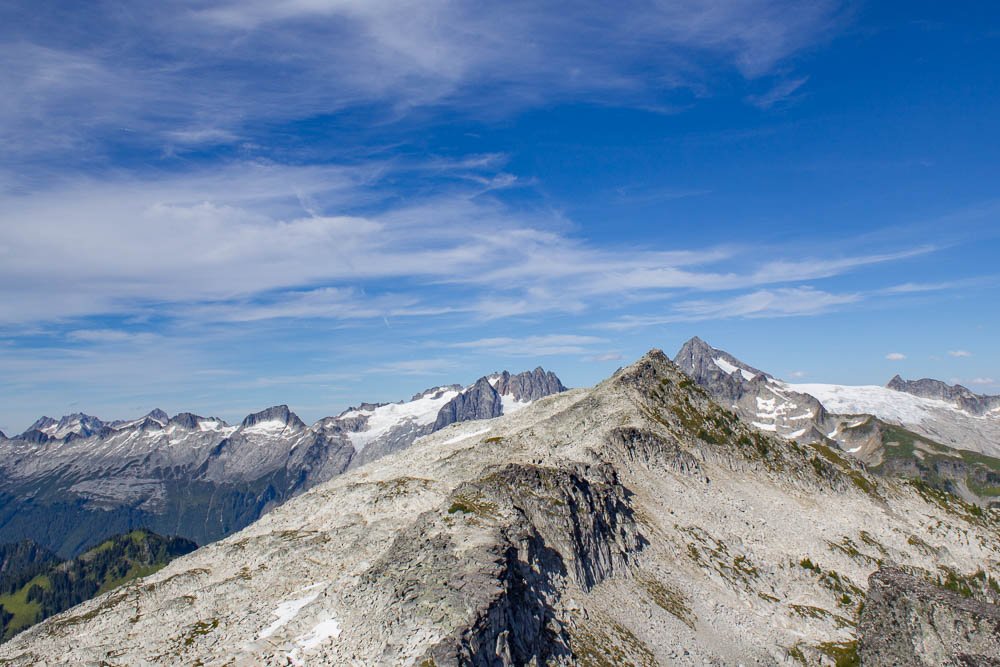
left=1, top=1, right=999, bottom=432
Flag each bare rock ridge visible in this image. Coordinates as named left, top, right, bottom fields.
left=888, top=374, right=1000, bottom=416
left=2, top=349, right=998, bottom=664
left=0, top=367, right=565, bottom=557
left=859, top=567, right=1000, bottom=666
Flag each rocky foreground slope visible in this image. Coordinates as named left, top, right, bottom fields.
left=0, top=368, right=563, bottom=557
left=2, top=351, right=998, bottom=665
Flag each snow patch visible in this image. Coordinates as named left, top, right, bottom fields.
left=343, top=388, right=459, bottom=453
left=297, top=617, right=342, bottom=649
left=751, top=421, right=778, bottom=432
left=243, top=419, right=290, bottom=435
left=258, top=583, right=325, bottom=640
left=783, top=382, right=953, bottom=425
left=438, top=427, right=491, bottom=447
left=714, top=357, right=756, bottom=381
left=500, top=394, right=531, bottom=415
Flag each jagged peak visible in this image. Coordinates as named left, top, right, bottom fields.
left=27, top=416, right=57, bottom=431
left=489, top=366, right=566, bottom=402
left=241, top=405, right=306, bottom=430
left=167, top=412, right=224, bottom=429
left=673, top=337, right=768, bottom=381
left=145, top=408, right=170, bottom=423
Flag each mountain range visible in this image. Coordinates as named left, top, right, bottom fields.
left=0, top=347, right=998, bottom=664
left=675, top=336, right=1000, bottom=508
left=0, top=368, right=565, bottom=557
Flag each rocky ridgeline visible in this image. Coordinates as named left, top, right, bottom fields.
left=888, top=375, right=1000, bottom=417
left=2, top=350, right=997, bottom=664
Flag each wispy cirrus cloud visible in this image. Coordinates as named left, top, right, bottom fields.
left=0, top=0, right=848, bottom=167
left=451, top=335, right=607, bottom=357
left=602, top=287, right=862, bottom=329
left=0, top=159, right=938, bottom=330
left=746, top=76, right=810, bottom=109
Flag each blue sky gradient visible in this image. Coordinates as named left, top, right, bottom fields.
left=1, top=1, right=998, bottom=431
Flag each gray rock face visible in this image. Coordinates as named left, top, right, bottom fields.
left=492, top=368, right=567, bottom=402
left=434, top=377, right=504, bottom=430
left=18, top=413, right=109, bottom=443
left=433, top=369, right=565, bottom=431
left=25, top=416, right=56, bottom=433
left=674, top=336, right=768, bottom=403
left=888, top=375, right=1000, bottom=416
left=859, top=567, right=1000, bottom=666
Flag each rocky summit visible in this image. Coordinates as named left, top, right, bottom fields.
left=1, top=350, right=998, bottom=665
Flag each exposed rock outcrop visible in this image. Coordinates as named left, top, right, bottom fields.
left=859, top=567, right=1000, bottom=666
left=434, top=377, right=504, bottom=430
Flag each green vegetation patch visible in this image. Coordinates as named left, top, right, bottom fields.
left=817, top=640, right=860, bottom=667
left=638, top=574, right=696, bottom=629
left=446, top=493, right=498, bottom=518
left=183, top=618, right=220, bottom=646
left=789, top=604, right=854, bottom=629
left=808, top=443, right=879, bottom=498
left=570, top=615, right=656, bottom=667
left=681, top=525, right=760, bottom=591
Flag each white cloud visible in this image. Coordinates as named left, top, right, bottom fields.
left=66, top=329, right=159, bottom=344
left=371, top=358, right=460, bottom=376
left=948, top=350, right=972, bottom=358
left=885, top=352, right=906, bottom=361
left=746, top=76, right=809, bottom=109
left=0, top=1, right=848, bottom=165
left=0, top=161, right=933, bottom=329
left=585, top=352, right=625, bottom=363
left=788, top=370, right=808, bottom=378
left=604, top=287, right=861, bottom=329
left=451, top=335, right=606, bottom=357
left=968, top=377, right=996, bottom=386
